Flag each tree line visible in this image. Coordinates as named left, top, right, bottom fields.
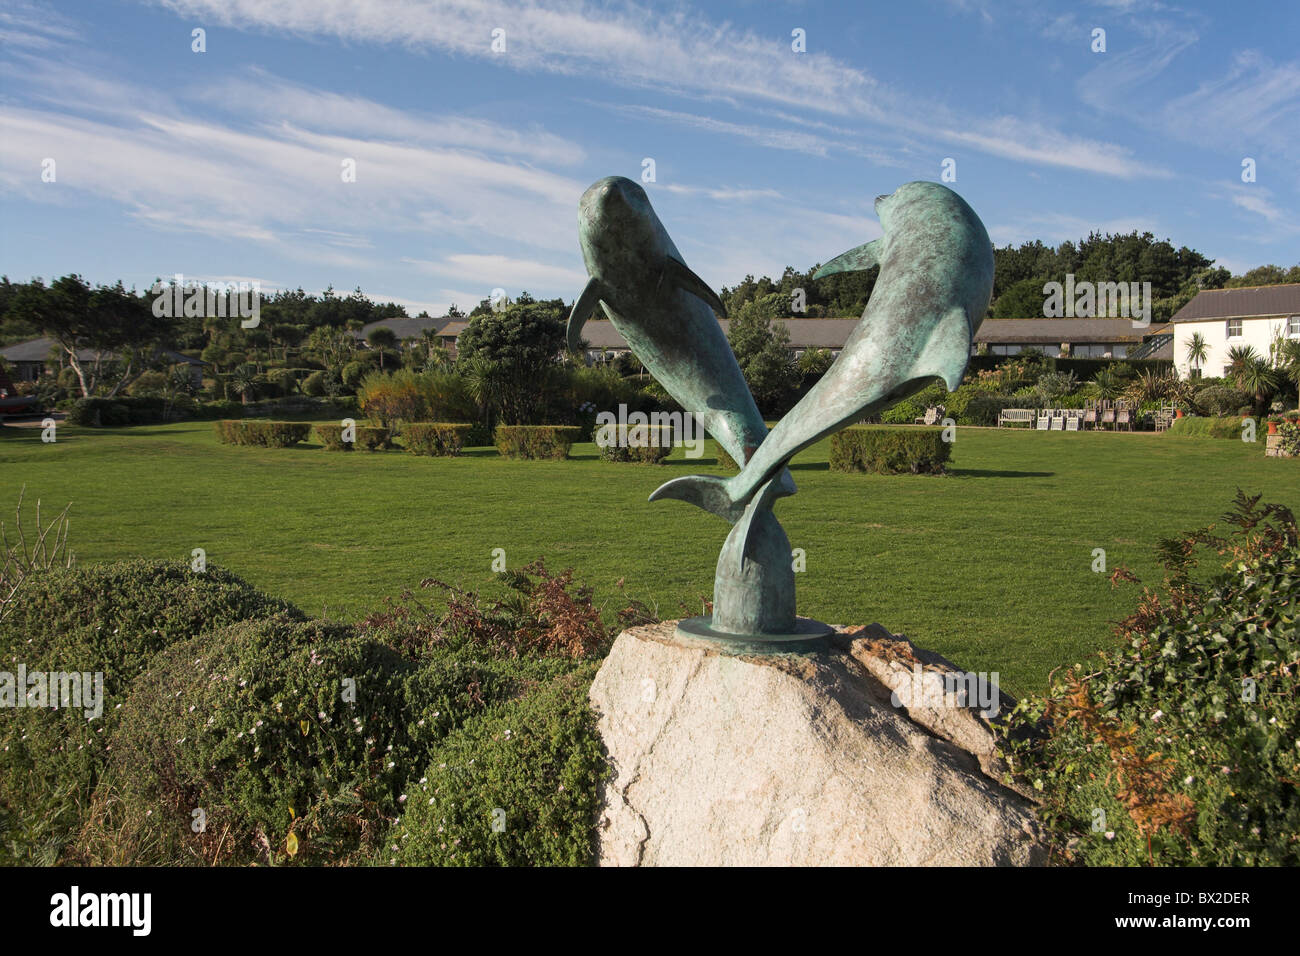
left=720, top=232, right=1300, bottom=324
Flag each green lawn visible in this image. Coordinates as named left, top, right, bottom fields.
left=2, top=419, right=1296, bottom=696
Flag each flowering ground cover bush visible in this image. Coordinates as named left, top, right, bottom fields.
left=999, top=492, right=1299, bottom=865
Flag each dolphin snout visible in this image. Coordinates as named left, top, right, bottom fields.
left=874, top=194, right=889, bottom=212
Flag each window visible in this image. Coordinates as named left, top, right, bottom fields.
left=1289, top=316, right=1300, bottom=336
left=1190, top=368, right=1202, bottom=380
left=1227, top=318, right=1243, bottom=338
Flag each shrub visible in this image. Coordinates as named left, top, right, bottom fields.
left=127, top=371, right=168, bottom=396
left=358, top=369, right=477, bottom=428
left=214, top=420, right=313, bottom=448
left=1192, top=385, right=1249, bottom=417
left=879, top=381, right=948, bottom=425
left=63, top=397, right=166, bottom=427
left=0, top=560, right=298, bottom=864
left=963, top=393, right=1017, bottom=427
left=830, top=425, right=950, bottom=475
left=998, top=492, right=1300, bottom=865
left=301, top=370, right=327, bottom=397
left=341, top=360, right=366, bottom=391
left=314, top=422, right=390, bottom=452
left=1279, top=420, right=1300, bottom=457
left=195, top=400, right=243, bottom=420
left=1165, top=415, right=1246, bottom=439
left=88, top=615, right=427, bottom=866
left=402, top=423, right=474, bottom=457
left=270, top=368, right=298, bottom=396
left=494, top=425, right=581, bottom=460
left=597, top=424, right=673, bottom=464
left=385, top=666, right=605, bottom=866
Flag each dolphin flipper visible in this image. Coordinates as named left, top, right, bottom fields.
left=663, top=256, right=727, bottom=317
left=915, top=305, right=974, bottom=391
left=813, top=238, right=883, bottom=279
left=567, top=277, right=609, bottom=353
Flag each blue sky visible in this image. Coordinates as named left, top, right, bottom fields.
left=1, top=0, right=1297, bottom=316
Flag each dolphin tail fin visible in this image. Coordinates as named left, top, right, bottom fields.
left=567, top=277, right=608, bottom=354
left=649, top=465, right=795, bottom=524
left=663, top=256, right=727, bottom=317
left=813, top=238, right=883, bottom=278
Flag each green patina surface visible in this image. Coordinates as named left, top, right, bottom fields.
left=569, top=179, right=994, bottom=646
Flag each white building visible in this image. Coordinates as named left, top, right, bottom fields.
left=1170, top=284, right=1300, bottom=379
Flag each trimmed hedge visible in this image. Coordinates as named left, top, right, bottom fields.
left=314, top=422, right=390, bottom=451
left=597, top=424, right=673, bottom=464
left=215, top=419, right=313, bottom=447
left=1165, top=415, right=1249, bottom=440
left=65, top=396, right=171, bottom=427
left=402, top=422, right=474, bottom=457
left=715, top=445, right=740, bottom=470
left=494, top=425, right=582, bottom=460
left=830, top=425, right=950, bottom=475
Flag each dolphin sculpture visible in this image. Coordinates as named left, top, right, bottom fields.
left=567, top=175, right=794, bottom=497
left=650, top=180, right=994, bottom=528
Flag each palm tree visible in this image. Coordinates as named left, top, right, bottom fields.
left=1226, top=344, right=1260, bottom=381
left=1236, top=358, right=1280, bottom=418
left=1185, top=331, right=1208, bottom=377
left=229, top=363, right=258, bottom=406
left=1279, top=339, right=1300, bottom=389
left=367, top=327, right=398, bottom=370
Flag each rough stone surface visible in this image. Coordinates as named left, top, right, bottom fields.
left=589, top=621, right=1046, bottom=866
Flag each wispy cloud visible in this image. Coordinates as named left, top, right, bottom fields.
left=142, top=0, right=1152, bottom=179
left=939, top=116, right=1164, bottom=179
left=1163, top=51, right=1300, bottom=161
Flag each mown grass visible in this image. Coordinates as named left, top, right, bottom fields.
left=2, top=420, right=1295, bottom=696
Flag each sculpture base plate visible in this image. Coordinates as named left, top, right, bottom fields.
left=675, top=615, right=834, bottom=654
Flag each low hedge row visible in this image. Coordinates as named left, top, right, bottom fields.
left=402, top=422, right=474, bottom=457
left=215, top=419, right=313, bottom=447
left=314, top=422, right=390, bottom=451
left=1165, top=415, right=1249, bottom=439
left=830, top=425, right=950, bottom=475
left=597, top=425, right=673, bottom=464
left=65, top=396, right=173, bottom=427
left=494, top=425, right=582, bottom=460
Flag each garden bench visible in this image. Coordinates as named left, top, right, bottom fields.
left=997, top=408, right=1035, bottom=427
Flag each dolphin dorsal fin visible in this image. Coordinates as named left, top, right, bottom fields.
left=663, top=256, right=727, bottom=317
left=567, top=277, right=608, bottom=353
left=812, top=238, right=883, bottom=279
